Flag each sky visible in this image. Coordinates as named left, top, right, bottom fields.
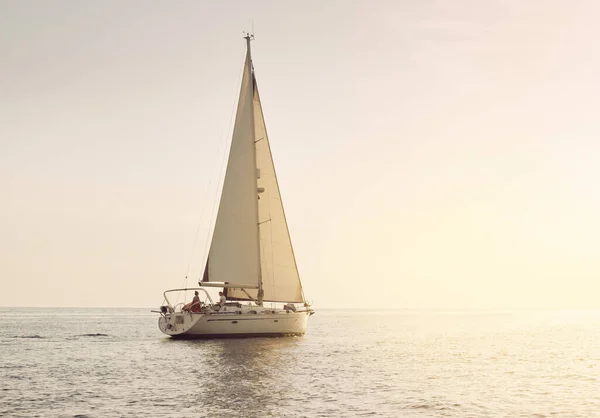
left=1, top=0, right=600, bottom=309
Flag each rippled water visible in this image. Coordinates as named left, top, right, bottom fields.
left=0, top=308, right=598, bottom=417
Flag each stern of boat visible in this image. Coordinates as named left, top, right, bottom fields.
left=158, top=312, right=205, bottom=336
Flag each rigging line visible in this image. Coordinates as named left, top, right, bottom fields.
left=263, top=147, right=276, bottom=301
left=258, top=218, right=272, bottom=300
left=182, top=52, right=245, bottom=288
left=255, top=94, right=276, bottom=301
left=240, top=288, right=255, bottom=301
left=259, top=177, right=276, bottom=301
left=199, top=43, right=248, bottom=280
left=181, top=124, right=224, bottom=285
left=268, top=190, right=276, bottom=300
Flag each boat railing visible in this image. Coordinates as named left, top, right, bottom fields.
left=161, top=288, right=214, bottom=313
left=156, top=287, right=315, bottom=316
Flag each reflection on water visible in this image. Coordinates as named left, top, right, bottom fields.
left=182, top=338, right=302, bottom=414
left=156, top=336, right=304, bottom=415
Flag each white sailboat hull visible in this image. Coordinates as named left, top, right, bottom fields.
left=158, top=310, right=309, bottom=339
left=156, top=38, right=313, bottom=338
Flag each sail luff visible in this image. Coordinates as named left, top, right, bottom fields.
left=202, top=41, right=260, bottom=289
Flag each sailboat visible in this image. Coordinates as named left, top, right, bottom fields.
left=157, top=34, right=314, bottom=338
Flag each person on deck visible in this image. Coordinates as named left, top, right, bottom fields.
left=183, top=291, right=201, bottom=313
left=216, top=291, right=226, bottom=311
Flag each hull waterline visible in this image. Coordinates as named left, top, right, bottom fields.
left=158, top=310, right=310, bottom=339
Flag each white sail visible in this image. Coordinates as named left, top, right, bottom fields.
left=158, top=36, right=313, bottom=339
left=203, top=49, right=261, bottom=288
left=225, top=81, right=305, bottom=303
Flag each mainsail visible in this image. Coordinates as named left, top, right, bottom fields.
left=202, top=38, right=305, bottom=304
left=202, top=47, right=260, bottom=289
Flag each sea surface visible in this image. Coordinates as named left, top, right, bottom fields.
left=0, top=308, right=598, bottom=417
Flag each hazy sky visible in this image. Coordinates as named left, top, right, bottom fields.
left=2, top=0, right=600, bottom=309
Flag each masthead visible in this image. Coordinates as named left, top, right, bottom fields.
left=243, top=32, right=254, bottom=61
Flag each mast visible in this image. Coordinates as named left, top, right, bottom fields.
left=245, top=33, right=264, bottom=306
left=203, top=34, right=303, bottom=303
